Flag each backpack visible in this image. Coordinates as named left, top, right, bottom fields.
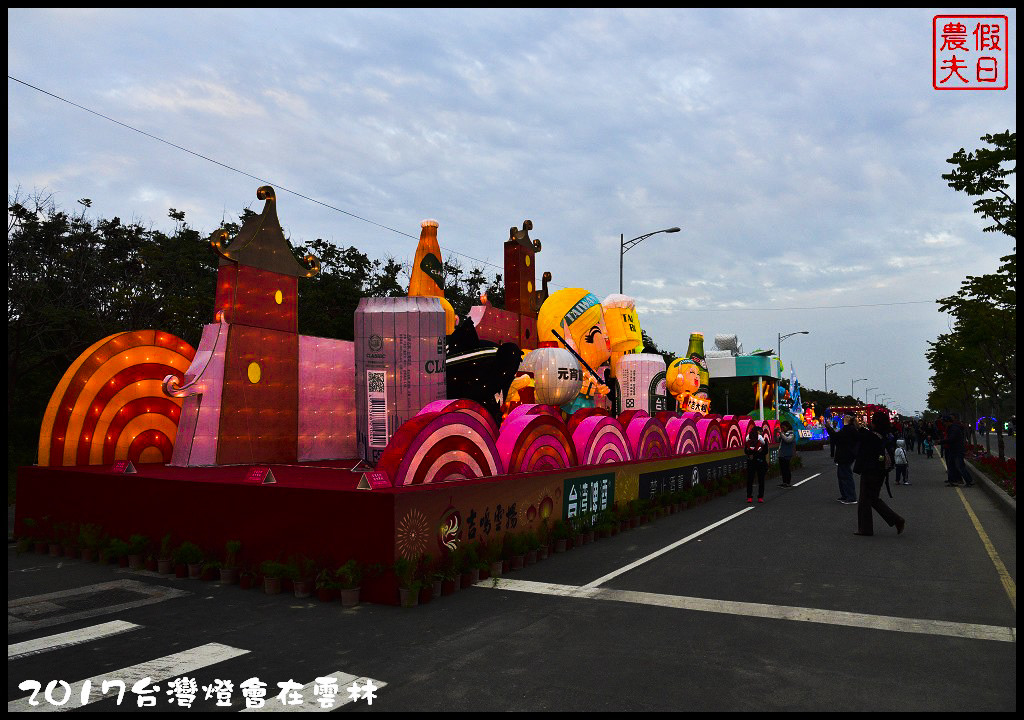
left=894, top=447, right=908, bottom=466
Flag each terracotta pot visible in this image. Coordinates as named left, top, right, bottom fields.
left=317, top=587, right=338, bottom=603
left=418, top=586, right=432, bottom=605
left=538, top=546, right=549, bottom=560
left=187, top=563, right=202, bottom=579
left=341, top=587, right=361, bottom=607
left=219, top=568, right=238, bottom=584
left=264, top=577, right=282, bottom=595
left=81, top=549, right=96, bottom=563
left=555, top=539, right=567, bottom=553
left=490, top=561, right=503, bottom=578
left=293, top=580, right=312, bottom=598
left=158, top=558, right=173, bottom=574
left=511, top=555, right=525, bottom=570
left=442, top=579, right=458, bottom=595
left=128, top=554, right=143, bottom=570
left=432, top=580, right=443, bottom=598
left=399, top=587, right=418, bottom=608
left=526, top=549, right=538, bottom=565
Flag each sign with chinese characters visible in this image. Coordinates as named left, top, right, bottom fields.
left=638, top=456, right=746, bottom=500
left=110, top=461, right=136, bottom=474
left=245, top=467, right=277, bottom=484
left=933, top=15, right=1009, bottom=90
left=563, top=472, right=615, bottom=519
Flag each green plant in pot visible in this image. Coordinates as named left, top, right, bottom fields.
left=107, top=538, right=130, bottom=567
left=78, top=524, right=103, bottom=562
left=260, top=560, right=286, bottom=595
left=174, top=542, right=204, bottom=578
left=459, top=544, right=482, bottom=586
left=315, top=567, right=340, bottom=602
left=394, top=556, right=420, bottom=607
left=127, top=534, right=149, bottom=570
left=336, top=559, right=363, bottom=607
left=220, top=540, right=241, bottom=584
left=156, top=534, right=174, bottom=574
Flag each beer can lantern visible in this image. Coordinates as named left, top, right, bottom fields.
left=355, top=297, right=447, bottom=465
left=602, top=293, right=644, bottom=354
left=520, top=347, right=583, bottom=407
left=616, top=353, right=667, bottom=415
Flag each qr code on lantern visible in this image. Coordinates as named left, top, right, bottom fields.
left=933, top=15, right=1009, bottom=90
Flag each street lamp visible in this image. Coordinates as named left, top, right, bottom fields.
left=619, top=227, right=681, bottom=294
left=776, top=331, right=809, bottom=419
left=825, top=361, right=845, bottom=394
left=866, top=386, right=877, bottom=404
left=852, top=378, right=867, bottom=398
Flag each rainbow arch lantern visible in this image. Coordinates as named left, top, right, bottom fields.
left=38, top=330, right=196, bottom=467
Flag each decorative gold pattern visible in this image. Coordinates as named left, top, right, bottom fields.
left=396, top=509, right=430, bottom=559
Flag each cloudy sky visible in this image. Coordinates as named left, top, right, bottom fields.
left=8, top=8, right=1017, bottom=416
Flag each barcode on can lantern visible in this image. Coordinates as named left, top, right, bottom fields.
left=367, top=370, right=388, bottom=447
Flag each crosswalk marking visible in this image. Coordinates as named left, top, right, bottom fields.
left=241, top=672, right=387, bottom=712
left=481, top=578, right=1017, bottom=644
left=8, top=620, right=140, bottom=660
left=8, top=642, right=249, bottom=713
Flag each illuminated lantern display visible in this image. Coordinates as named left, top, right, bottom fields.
left=496, top=413, right=577, bottom=473
left=665, top=415, right=701, bottom=456
left=571, top=415, right=632, bottom=465
left=666, top=358, right=708, bottom=414
left=355, top=296, right=447, bottom=466
left=519, top=346, right=583, bottom=407
left=696, top=417, right=725, bottom=452
left=614, top=353, right=668, bottom=415
left=624, top=411, right=672, bottom=460
left=537, top=288, right=612, bottom=414
left=503, top=219, right=551, bottom=348
left=602, top=293, right=645, bottom=373
left=444, top=317, right=521, bottom=425
left=38, top=330, right=195, bottom=466
left=407, top=219, right=456, bottom=334
left=297, top=336, right=356, bottom=461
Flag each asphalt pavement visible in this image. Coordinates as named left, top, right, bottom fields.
left=7, top=448, right=1016, bottom=712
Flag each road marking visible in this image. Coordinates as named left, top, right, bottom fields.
left=955, top=486, right=1017, bottom=611
left=793, top=472, right=821, bottom=487
left=8, top=642, right=249, bottom=712
left=581, top=507, right=754, bottom=589
left=8, top=580, right=190, bottom=635
left=8, top=620, right=139, bottom=661
left=241, top=672, right=387, bottom=712
left=482, top=579, right=1016, bottom=644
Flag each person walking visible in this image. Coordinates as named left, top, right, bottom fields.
left=854, top=411, right=906, bottom=537
left=827, top=414, right=858, bottom=504
left=777, top=421, right=796, bottom=488
left=894, top=439, right=910, bottom=485
left=941, top=413, right=970, bottom=487
left=827, top=416, right=838, bottom=458
left=744, top=424, right=768, bottom=504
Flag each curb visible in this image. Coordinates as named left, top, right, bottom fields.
left=965, top=460, right=1016, bottom=523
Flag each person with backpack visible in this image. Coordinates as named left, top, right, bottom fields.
left=894, top=439, right=910, bottom=485
left=853, top=411, right=906, bottom=537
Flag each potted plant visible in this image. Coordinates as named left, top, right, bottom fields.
left=78, top=524, right=102, bottom=562
left=485, top=537, right=503, bottom=577
left=200, top=560, right=221, bottom=581
left=174, top=541, right=204, bottom=578
left=22, top=518, right=46, bottom=554
left=416, top=555, right=434, bottom=604
left=459, top=545, right=482, bottom=588
left=107, top=538, right=130, bottom=567
left=315, top=568, right=339, bottom=602
left=221, top=540, right=242, bottom=584
left=239, top=567, right=257, bottom=590
left=394, top=556, right=419, bottom=607
left=552, top=519, right=571, bottom=553
left=537, top=521, right=551, bottom=560
left=260, top=560, right=286, bottom=595
left=156, top=534, right=174, bottom=574
left=288, top=557, right=315, bottom=598
left=441, top=552, right=460, bottom=595
left=337, top=559, right=363, bottom=607
left=127, top=534, right=149, bottom=570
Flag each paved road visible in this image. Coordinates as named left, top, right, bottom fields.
left=7, top=450, right=1016, bottom=711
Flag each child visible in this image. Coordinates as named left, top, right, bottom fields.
left=894, top=439, right=910, bottom=485
left=923, top=437, right=933, bottom=459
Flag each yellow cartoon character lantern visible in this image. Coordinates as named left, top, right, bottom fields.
left=666, top=358, right=709, bottom=414
left=537, top=288, right=611, bottom=415
left=408, top=219, right=456, bottom=334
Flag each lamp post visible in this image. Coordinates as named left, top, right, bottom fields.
left=866, top=386, right=877, bottom=404
left=825, top=361, right=845, bottom=394
left=776, top=331, right=809, bottom=419
left=619, top=227, right=680, bottom=294
left=852, top=378, right=867, bottom=399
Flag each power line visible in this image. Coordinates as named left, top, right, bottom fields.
left=7, top=74, right=509, bottom=275
left=652, top=300, right=937, bottom=312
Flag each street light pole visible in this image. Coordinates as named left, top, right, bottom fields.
left=619, top=227, right=681, bottom=294
left=852, top=378, right=867, bottom=399
left=776, top=331, right=809, bottom=419
left=825, top=361, right=845, bottom=394
left=866, top=386, right=877, bottom=404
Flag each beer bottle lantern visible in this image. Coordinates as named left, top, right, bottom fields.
left=520, top=347, right=583, bottom=407
left=685, top=332, right=710, bottom=396
left=408, top=219, right=456, bottom=334
left=602, top=293, right=644, bottom=376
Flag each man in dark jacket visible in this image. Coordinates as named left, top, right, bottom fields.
left=941, top=413, right=970, bottom=487
left=826, top=415, right=859, bottom=504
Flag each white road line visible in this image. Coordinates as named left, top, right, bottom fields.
left=8, top=620, right=140, bottom=660
left=793, top=472, right=821, bottom=487
left=482, top=579, right=1017, bottom=644
left=581, top=507, right=755, bottom=589
left=241, top=672, right=388, bottom=712
left=8, top=642, right=249, bottom=712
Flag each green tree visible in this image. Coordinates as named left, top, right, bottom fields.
left=942, top=130, right=1016, bottom=239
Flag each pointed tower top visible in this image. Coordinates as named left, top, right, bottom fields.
left=210, top=186, right=320, bottom=278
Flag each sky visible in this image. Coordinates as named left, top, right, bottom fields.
left=7, top=8, right=1017, bottom=417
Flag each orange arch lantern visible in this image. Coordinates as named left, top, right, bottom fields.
left=38, top=330, right=196, bottom=467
